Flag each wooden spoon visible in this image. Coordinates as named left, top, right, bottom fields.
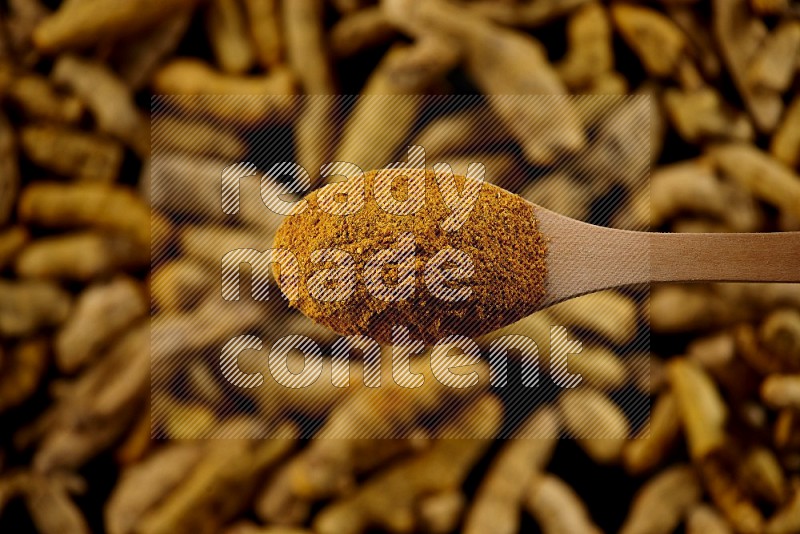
left=536, top=204, right=800, bottom=309
left=274, top=169, right=798, bottom=342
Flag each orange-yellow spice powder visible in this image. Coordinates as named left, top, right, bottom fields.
left=274, top=169, right=547, bottom=344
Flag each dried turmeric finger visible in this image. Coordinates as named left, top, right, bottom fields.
left=760, top=308, right=800, bottom=370
left=157, top=402, right=218, bottom=440
left=385, top=0, right=584, bottom=165
left=284, top=0, right=334, bottom=94
left=699, top=452, right=765, bottom=534
left=656, top=283, right=800, bottom=335
left=0, top=338, right=49, bottom=413
left=52, top=54, right=149, bottom=156
left=151, top=259, right=212, bottom=313
left=650, top=158, right=761, bottom=231
left=418, top=490, right=464, bottom=534
left=18, top=182, right=151, bottom=247
left=20, top=124, right=123, bottom=182
left=111, top=9, right=192, bottom=89
left=150, top=114, right=248, bottom=159
left=0, top=111, right=19, bottom=225
left=651, top=284, right=740, bottom=333
left=2, top=0, right=49, bottom=64
left=739, top=446, right=787, bottom=505
left=766, top=486, right=800, bottom=534
left=666, top=5, right=721, bottom=80
left=668, top=357, right=727, bottom=460
left=715, top=284, right=800, bottom=315
left=254, top=462, right=313, bottom=526
left=178, top=225, right=284, bottom=266
left=411, top=108, right=509, bottom=164
left=710, top=143, right=800, bottom=220
left=313, top=396, right=503, bottom=534
left=773, top=408, right=800, bottom=450
left=547, top=290, right=639, bottom=345
left=334, top=40, right=457, bottom=170
left=15, top=232, right=149, bottom=281
left=0, top=279, right=71, bottom=337
left=330, top=6, right=396, bottom=59
left=32, top=323, right=150, bottom=473
left=106, top=443, right=205, bottom=534
left=583, top=70, right=628, bottom=94
left=5, top=71, right=83, bottom=124
left=330, top=0, right=365, bottom=13
left=771, top=95, right=800, bottom=169
left=469, top=0, right=589, bottom=27
left=664, top=86, right=753, bottom=143
left=611, top=4, right=687, bottom=78
left=291, top=439, right=424, bottom=500
left=293, top=97, right=337, bottom=187
left=136, top=432, right=296, bottom=534
left=152, top=59, right=296, bottom=125
left=568, top=96, right=651, bottom=195
left=750, top=0, right=790, bottom=14
left=623, top=389, right=681, bottom=475
left=565, top=345, right=628, bottom=391
left=283, top=0, right=336, bottom=177
left=559, top=388, right=630, bottom=463
left=464, top=407, right=559, bottom=534
left=206, top=0, right=256, bottom=74
left=526, top=473, right=602, bottom=534
left=33, top=0, right=199, bottom=53
left=556, top=2, right=613, bottom=90
left=620, top=465, right=702, bottom=534
left=686, top=504, right=733, bottom=534
left=686, top=331, right=736, bottom=382
left=243, top=0, right=282, bottom=68
left=521, top=173, right=592, bottom=222
left=439, top=152, right=519, bottom=190
left=114, top=406, right=153, bottom=466
left=257, top=406, right=423, bottom=517
left=225, top=523, right=311, bottom=534
left=149, top=155, right=243, bottom=221
left=735, top=323, right=784, bottom=374
left=714, top=0, right=783, bottom=132
left=2, top=471, right=91, bottom=534
left=55, top=276, right=146, bottom=374
left=746, top=20, right=800, bottom=94
left=761, top=374, right=800, bottom=410
left=0, top=226, right=29, bottom=269
left=651, top=160, right=721, bottom=226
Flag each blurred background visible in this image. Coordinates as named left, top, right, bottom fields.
left=1, top=0, right=800, bottom=533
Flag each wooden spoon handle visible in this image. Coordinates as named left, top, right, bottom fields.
left=650, top=232, right=800, bottom=283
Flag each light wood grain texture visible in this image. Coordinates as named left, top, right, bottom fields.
left=535, top=205, right=800, bottom=308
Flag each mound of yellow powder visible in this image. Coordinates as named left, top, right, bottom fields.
left=273, top=169, right=547, bottom=344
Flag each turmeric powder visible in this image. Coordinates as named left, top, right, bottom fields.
left=273, top=168, right=547, bottom=344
